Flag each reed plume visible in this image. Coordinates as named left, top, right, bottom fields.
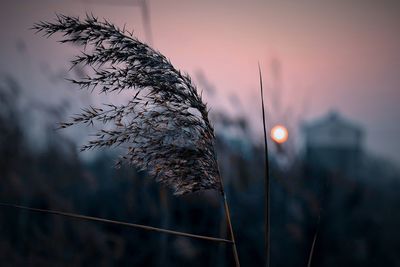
left=33, top=14, right=240, bottom=266
left=33, top=14, right=220, bottom=195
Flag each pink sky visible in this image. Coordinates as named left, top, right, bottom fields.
left=1, top=0, right=400, bottom=163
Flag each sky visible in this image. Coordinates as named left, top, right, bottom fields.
left=0, top=0, right=400, bottom=164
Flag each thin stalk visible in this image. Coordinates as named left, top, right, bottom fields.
left=307, top=213, right=321, bottom=267
left=222, top=192, right=240, bottom=267
left=141, top=0, right=154, bottom=45
left=216, top=203, right=228, bottom=266
left=307, top=195, right=324, bottom=267
left=259, top=63, right=270, bottom=267
left=215, top=153, right=240, bottom=266
left=0, top=202, right=232, bottom=244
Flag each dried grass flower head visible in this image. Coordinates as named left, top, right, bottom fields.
left=33, top=14, right=221, bottom=195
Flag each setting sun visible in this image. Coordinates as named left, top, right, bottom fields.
left=271, top=125, right=289, bottom=144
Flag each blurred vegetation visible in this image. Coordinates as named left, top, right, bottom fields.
left=0, top=75, right=400, bottom=266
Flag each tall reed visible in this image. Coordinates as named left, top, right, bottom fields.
left=259, top=64, right=271, bottom=267
left=32, top=13, right=240, bottom=265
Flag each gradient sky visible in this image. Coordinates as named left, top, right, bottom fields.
left=1, top=0, right=400, bottom=164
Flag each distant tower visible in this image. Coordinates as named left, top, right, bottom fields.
left=303, top=111, right=364, bottom=175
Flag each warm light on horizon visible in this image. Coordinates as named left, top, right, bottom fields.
left=271, top=125, right=289, bottom=144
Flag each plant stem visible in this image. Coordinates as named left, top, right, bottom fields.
left=215, top=150, right=240, bottom=266
left=259, top=63, right=271, bottom=267
left=0, top=202, right=233, bottom=244
left=307, top=204, right=323, bottom=267
left=307, top=216, right=320, bottom=267
left=222, top=192, right=240, bottom=267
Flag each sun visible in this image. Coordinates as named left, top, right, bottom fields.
left=271, top=125, right=288, bottom=144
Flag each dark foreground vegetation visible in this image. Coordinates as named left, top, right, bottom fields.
left=1, top=75, right=400, bottom=266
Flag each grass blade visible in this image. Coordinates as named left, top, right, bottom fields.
left=0, top=202, right=233, bottom=244
left=259, top=63, right=271, bottom=267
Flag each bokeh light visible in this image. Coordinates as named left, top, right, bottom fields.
left=271, top=125, right=288, bottom=144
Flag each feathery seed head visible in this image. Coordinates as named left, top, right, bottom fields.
left=33, top=14, right=221, bottom=195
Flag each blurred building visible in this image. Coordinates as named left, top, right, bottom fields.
left=303, top=111, right=364, bottom=175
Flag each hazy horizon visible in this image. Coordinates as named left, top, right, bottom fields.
left=1, top=0, right=400, bottom=164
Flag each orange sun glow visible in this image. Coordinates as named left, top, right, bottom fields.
left=271, top=125, right=288, bottom=144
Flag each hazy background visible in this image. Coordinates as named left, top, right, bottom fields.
left=1, top=1, right=400, bottom=266
left=1, top=0, right=400, bottom=163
